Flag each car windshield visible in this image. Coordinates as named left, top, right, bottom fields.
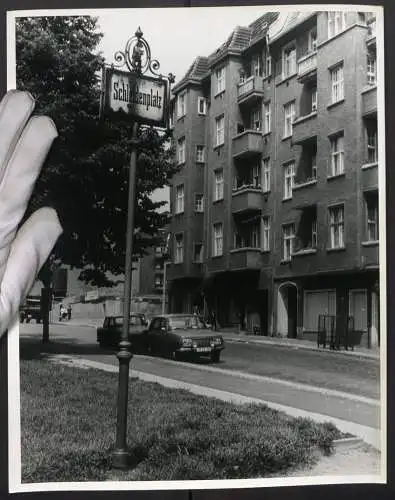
left=114, top=316, right=143, bottom=326
left=168, top=315, right=205, bottom=330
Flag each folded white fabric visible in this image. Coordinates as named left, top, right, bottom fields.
left=0, top=90, right=62, bottom=337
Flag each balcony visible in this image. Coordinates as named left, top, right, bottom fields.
left=297, top=52, right=317, bottom=83
left=361, top=162, right=378, bottom=191
left=366, top=20, right=376, bottom=46
left=229, top=247, right=262, bottom=271
left=361, top=241, right=379, bottom=269
left=362, top=85, right=377, bottom=117
left=292, top=112, right=317, bottom=145
left=232, top=186, right=264, bottom=214
left=292, top=237, right=317, bottom=257
left=237, top=76, right=264, bottom=106
left=167, top=262, right=203, bottom=281
left=232, top=131, right=263, bottom=159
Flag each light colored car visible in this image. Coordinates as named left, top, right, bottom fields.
left=145, top=313, right=225, bottom=362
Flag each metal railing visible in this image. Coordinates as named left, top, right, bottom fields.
left=317, top=315, right=362, bottom=350
left=297, top=52, right=317, bottom=78
left=237, top=76, right=255, bottom=97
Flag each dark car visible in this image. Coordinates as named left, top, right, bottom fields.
left=145, top=314, right=225, bottom=362
left=97, top=314, right=148, bottom=350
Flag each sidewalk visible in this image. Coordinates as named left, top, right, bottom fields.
left=52, top=317, right=380, bottom=360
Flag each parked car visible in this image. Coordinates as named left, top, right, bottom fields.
left=144, top=314, right=225, bottom=362
left=96, top=314, right=148, bottom=350
left=20, top=296, right=42, bottom=323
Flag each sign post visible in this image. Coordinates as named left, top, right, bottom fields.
left=100, top=27, right=174, bottom=469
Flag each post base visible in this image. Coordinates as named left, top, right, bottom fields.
left=112, top=448, right=132, bottom=469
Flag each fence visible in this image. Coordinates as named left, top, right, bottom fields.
left=317, top=315, right=364, bottom=350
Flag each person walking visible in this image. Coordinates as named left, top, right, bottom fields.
left=67, top=303, right=72, bottom=321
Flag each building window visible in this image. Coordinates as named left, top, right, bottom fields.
left=328, top=11, right=347, bottom=38
left=329, top=205, right=345, bottom=249
left=196, top=145, right=205, bottom=163
left=349, top=290, right=368, bottom=332
left=262, top=157, right=271, bottom=192
left=367, top=47, right=377, bottom=86
left=213, top=223, right=223, bottom=256
left=215, top=66, right=226, bottom=95
left=330, top=133, right=344, bottom=176
left=284, top=101, right=296, bottom=137
left=309, top=30, right=317, bottom=52
left=177, top=91, right=187, bottom=119
left=365, top=192, right=379, bottom=241
left=330, top=64, right=344, bottom=103
left=311, top=87, right=318, bottom=112
left=198, top=97, right=207, bottom=115
left=263, top=101, right=271, bottom=133
left=250, top=108, right=261, bottom=131
left=174, top=233, right=184, bottom=263
left=282, top=224, right=295, bottom=261
left=282, top=45, right=296, bottom=79
left=177, top=137, right=186, bottom=165
left=262, top=217, right=270, bottom=251
left=195, top=193, right=204, bottom=213
left=215, top=115, right=225, bottom=146
left=266, top=54, right=272, bottom=77
left=175, top=184, right=184, bottom=214
left=214, top=169, right=224, bottom=201
left=284, top=162, right=295, bottom=199
left=251, top=54, right=262, bottom=76
left=366, top=119, right=378, bottom=164
left=194, top=243, right=203, bottom=263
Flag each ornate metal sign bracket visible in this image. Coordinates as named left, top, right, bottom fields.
left=113, top=26, right=175, bottom=84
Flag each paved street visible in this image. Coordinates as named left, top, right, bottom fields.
left=19, top=323, right=381, bottom=433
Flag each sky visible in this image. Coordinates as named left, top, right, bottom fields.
left=95, top=6, right=290, bottom=208
left=96, top=7, right=287, bottom=86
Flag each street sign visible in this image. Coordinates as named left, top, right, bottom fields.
left=101, top=67, right=168, bottom=128
left=85, top=290, right=99, bottom=302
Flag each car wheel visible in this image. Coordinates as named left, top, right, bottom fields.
left=211, top=351, right=221, bottom=363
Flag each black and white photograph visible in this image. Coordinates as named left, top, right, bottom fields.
left=3, top=4, right=386, bottom=493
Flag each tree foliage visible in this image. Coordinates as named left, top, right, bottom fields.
left=16, top=16, right=177, bottom=287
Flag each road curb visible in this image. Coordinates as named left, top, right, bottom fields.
left=223, top=337, right=380, bottom=360
left=333, top=437, right=366, bottom=451
left=46, top=354, right=381, bottom=451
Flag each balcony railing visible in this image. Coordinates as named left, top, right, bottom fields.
left=292, top=237, right=317, bottom=256
left=293, top=174, right=317, bottom=190
left=297, top=52, right=317, bottom=80
left=237, top=76, right=264, bottom=104
left=232, top=130, right=263, bottom=159
left=232, top=182, right=262, bottom=193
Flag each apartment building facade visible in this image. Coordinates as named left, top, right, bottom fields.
left=167, top=10, right=380, bottom=347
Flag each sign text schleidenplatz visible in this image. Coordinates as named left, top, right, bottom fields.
left=108, top=70, right=166, bottom=124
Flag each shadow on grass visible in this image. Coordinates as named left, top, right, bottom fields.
left=19, top=337, right=115, bottom=361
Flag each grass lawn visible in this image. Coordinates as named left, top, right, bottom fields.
left=20, top=359, right=344, bottom=483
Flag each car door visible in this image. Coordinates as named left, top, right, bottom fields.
left=147, top=317, right=162, bottom=353
left=156, top=318, right=170, bottom=355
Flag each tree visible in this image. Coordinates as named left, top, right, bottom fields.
left=16, top=16, right=178, bottom=339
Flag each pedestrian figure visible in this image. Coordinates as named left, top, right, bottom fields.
left=67, top=304, right=72, bottom=321
left=59, top=303, right=66, bottom=321
left=211, top=310, right=217, bottom=331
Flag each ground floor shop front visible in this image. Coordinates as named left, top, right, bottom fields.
left=168, top=269, right=380, bottom=348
